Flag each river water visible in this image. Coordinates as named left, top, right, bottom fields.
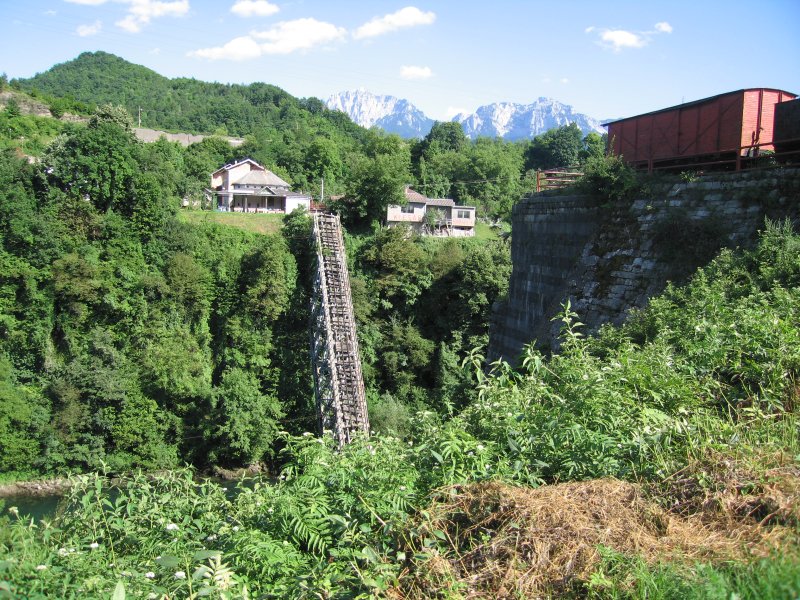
left=1, top=493, right=63, bottom=521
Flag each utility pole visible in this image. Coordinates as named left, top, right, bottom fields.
left=320, top=177, right=324, bottom=205
left=138, top=106, right=142, bottom=128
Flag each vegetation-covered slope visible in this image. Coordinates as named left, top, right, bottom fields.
left=16, top=51, right=358, bottom=140
left=0, top=104, right=514, bottom=479
left=2, top=215, right=798, bottom=596
left=10, top=53, right=607, bottom=221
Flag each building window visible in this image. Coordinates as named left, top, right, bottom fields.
left=457, top=209, right=472, bottom=219
left=401, top=205, right=415, bottom=213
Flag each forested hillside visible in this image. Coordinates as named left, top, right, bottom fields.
left=9, top=52, right=605, bottom=221
left=16, top=51, right=361, bottom=141
left=0, top=102, right=513, bottom=478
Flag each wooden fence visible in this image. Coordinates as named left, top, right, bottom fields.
left=535, top=167, right=583, bottom=193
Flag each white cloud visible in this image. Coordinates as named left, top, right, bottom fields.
left=599, top=29, right=646, bottom=51
left=231, top=0, right=279, bottom=17
left=251, top=18, right=346, bottom=54
left=189, top=18, right=346, bottom=60
left=45, top=9, right=58, bottom=16
left=353, top=6, right=435, bottom=40
left=149, top=47, right=161, bottom=54
left=116, top=15, right=140, bottom=32
left=400, top=65, right=433, bottom=80
left=189, top=36, right=263, bottom=60
left=588, top=21, right=674, bottom=52
left=560, top=77, right=569, bottom=84
left=77, top=19, right=102, bottom=36
left=115, top=0, right=189, bottom=33
left=64, top=0, right=109, bottom=4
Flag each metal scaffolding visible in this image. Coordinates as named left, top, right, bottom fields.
left=309, top=212, right=369, bottom=446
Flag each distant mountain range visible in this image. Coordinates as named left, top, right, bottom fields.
left=325, top=90, right=435, bottom=140
left=326, top=90, right=605, bottom=141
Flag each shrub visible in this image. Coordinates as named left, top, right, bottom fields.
left=579, top=154, right=639, bottom=203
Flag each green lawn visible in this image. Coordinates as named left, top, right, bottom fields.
left=474, top=221, right=509, bottom=241
left=177, top=211, right=507, bottom=241
left=178, top=210, right=284, bottom=235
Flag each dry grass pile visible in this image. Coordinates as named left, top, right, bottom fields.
left=661, top=451, right=800, bottom=529
left=397, top=473, right=799, bottom=599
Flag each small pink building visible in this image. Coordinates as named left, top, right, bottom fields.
left=386, top=187, right=476, bottom=237
left=210, top=158, right=311, bottom=213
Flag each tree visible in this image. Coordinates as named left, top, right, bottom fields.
left=0, top=356, right=49, bottom=472
left=455, top=138, right=524, bottom=220
left=341, top=132, right=411, bottom=224
left=524, top=122, right=584, bottom=171
left=580, top=132, right=606, bottom=163
left=44, top=120, right=140, bottom=212
left=359, top=226, right=431, bottom=312
left=304, top=136, right=344, bottom=190
left=89, top=103, right=134, bottom=132
left=211, top=368, right=283, bottom=465
left=185, top=136, right=234, bottom=183
left=130, top=172, right=176, bottom=240
left=422, top=121, right=468, bottom=155
left=49, top=98, right=68, bottom=119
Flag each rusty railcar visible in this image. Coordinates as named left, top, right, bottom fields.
left=606, top=88, right=797, bottom=171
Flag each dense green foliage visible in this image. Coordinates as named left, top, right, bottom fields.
left=0, top=100, right=513, bottom=475
left=0, top=112, right=301, bottom=475
left=0, top=104, right=73, bottom=156
left=1, top=221, right=798, bottom=597
left=13, top=52, right=610, bottom=222
left=347, top=226, right=511, bottom=423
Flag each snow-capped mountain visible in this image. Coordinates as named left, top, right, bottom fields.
left=326, top=90, right=434, bottom=139
left=327, top=90, right=605, bottom=141
left=452, top=98, right=605, bottom=141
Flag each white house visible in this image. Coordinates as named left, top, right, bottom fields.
left=386, top=187, right=476, bottom=237
left=210, top=158, right=311, bottom=214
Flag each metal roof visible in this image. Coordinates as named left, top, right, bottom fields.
left=235, top=169, right=290, bottom=188
left=425, top=198, right=456, bottom=207
left=603, top=88, right=798, bottom=126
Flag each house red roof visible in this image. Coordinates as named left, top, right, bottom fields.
left=404, top=187, right=429, bottom=203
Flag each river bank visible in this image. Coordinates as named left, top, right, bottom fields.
left=0, top=462, right=267, bottom=499
left=0, top=478, right=71, bottom=498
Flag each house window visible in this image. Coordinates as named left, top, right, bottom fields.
left=457, top=209, right=472, bottom=219
left=401, top=205, right=415, bottom=213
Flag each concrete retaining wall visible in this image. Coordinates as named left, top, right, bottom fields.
left=489, top=168, right=800, bottom=363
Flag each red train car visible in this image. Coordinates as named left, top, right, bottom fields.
left=606, top=88, right=797, bottom=171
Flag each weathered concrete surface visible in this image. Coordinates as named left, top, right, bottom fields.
left=490, top=168, right=800, bottom=363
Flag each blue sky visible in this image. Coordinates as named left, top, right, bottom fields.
left=2, top=0, right=799, bottom=122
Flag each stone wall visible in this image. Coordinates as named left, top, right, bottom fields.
left=489, top=167, right=800, bottom=363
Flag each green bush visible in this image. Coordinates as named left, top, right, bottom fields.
left=579, top=154, right=640, bottom=203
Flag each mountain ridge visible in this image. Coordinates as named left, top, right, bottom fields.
left=15, top=51, right=365, bottom=140
left=326, top=89, right=605, bottom=141
left=325, top=89, right=434, bottom=139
